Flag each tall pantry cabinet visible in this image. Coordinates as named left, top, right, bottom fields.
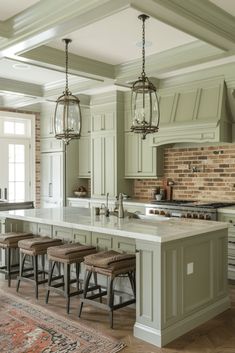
left=40, top=102, right=79, bottom=207
left=90, top=91, right=132, bottom=199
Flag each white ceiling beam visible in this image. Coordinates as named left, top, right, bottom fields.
left=0, top=0, right=129, bottom=57
left=130, top=0, right=235, bottom=51
left=0, top=77, right=43, bottom=97
left=18, top=45, right=115, bottom=80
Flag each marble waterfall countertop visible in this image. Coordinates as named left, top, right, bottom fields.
left=0, top=207, right=228, bottom=243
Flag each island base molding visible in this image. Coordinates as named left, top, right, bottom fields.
left=134, top=296, right=230, bottom=347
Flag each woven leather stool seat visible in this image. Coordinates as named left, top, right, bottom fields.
left=47, top=243, right=97, bottom=264
left=17, top=237, right=63, bottom=299
left=46, top=242, right=98, bottom=314
left=84, top=250, right=136, bottom=275
left=79, top=250, right=136, bottom=328
left=0, top=232, right=34, bottom=287
left=18, top=237, right=62, bottom=255
left=0, top=232, right=33, bottom=248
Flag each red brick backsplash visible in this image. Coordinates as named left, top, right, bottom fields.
left=133, top=144, right=235, bottom=202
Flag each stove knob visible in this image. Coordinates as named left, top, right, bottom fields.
left=160, top=210, right=165, bottom=216
left=205, top=214, right=211, bottom=220
left=154, top=209, right=160, bottom=215
left=187, top=213, right=192, bottom=218
left=165, top=212, right=171, bottom=217
left=181, top=214, right=186, bottom=218
left=199, top=214, right=204, bottom=219
left=193, top=213, right=198, bottom=219
left=149, top=209, right=154, bottom=214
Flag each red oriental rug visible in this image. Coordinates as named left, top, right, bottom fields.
left=0, top=289, right=125, bottom=353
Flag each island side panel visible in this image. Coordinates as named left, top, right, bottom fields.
left=134, top=228, right=229, bottom=347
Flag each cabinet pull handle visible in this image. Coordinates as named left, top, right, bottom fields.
left=49, top=183, right=53, bottom=197
left=88, top=171, right=91, bottom=174
left=4, top=188, right=7, bottom=200
left=0, top=188, right=2, bottom=199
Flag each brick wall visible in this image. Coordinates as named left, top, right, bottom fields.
left=133, top=144, right=235, bottom=202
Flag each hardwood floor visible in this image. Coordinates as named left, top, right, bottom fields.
left=1, top=276, right=235, bottom=353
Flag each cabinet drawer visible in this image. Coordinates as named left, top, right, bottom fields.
left=92, top=232, right=114, bottom=251
left=73, top=230, right=92, bottom=245
left=53, top=226, right=73, bottom=242
left=218, top=213, right=235, bottom=226
left=113, top=236, right=136, bottom=253
left=37, top=224, right=52, bottom=237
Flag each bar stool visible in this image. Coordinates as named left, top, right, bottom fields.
left=16, top=237, right=62, bottom=298
left=78, top=250, right=136, bottom=328
left=45, top=242, right=98, bottom=313
left=0, top=232, right=34, bottom=287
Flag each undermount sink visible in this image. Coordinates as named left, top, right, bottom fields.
left=110, top=211, right=169, bottom=221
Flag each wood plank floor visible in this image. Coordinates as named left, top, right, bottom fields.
left=1, top=276, right=235, bottom=353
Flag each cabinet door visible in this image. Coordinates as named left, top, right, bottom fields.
left=78, top=136, right=91, bottom=178
left=139, top=136, right=156, bottom=176
left=40, top=102, right=55, bottom=138
left=81, top=109, right=91, bottom=136
left=51, top=153, right=64, bottom=200
left=41, top=152, right=64, bottom=202
left=73, top=230, right=92, bottom=245
left=53, top=226, right=73, bottom=242
left=41, top=154, right=51, bottom=198
left=125, top=132, right=138, bottom=177
left=104, top=135, right=116, bottom=197
left=92, top=136, right=104, bottom=197
left=113, top=236, right=136, bottom=253
left=92, top=232, right=114, bottom=251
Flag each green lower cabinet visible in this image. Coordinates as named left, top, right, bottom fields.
left=37, top=224, right=52, bottom=237
left=91, top=232, right=114, bottom=251
left=53, top=226, right=73, bottom=242
left=113, top=236, right=136, bottom=253
left=73, top=230, right=92, bottom=245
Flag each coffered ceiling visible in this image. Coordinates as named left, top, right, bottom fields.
left=0, top=0, right=234, bottom=110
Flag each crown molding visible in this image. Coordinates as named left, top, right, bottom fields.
left=115, top=41, right=224, bottom=82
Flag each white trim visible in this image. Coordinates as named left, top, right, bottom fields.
left=0, top=111, right=35, bottom=204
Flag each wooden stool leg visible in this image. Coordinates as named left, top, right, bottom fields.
left=6, top=247, right=11, bottom=287
left=107, top=277, right=114, bottom=328
left=64, top=263, right=71, bottom=314
left=33, top=255, right=39, bottom=299
left=46, top=261, right=56, bottom=304
left=16, top=252, right=27, bottom=292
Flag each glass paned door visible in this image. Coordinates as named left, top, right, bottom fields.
left=0, top=139, right=30, bottom=201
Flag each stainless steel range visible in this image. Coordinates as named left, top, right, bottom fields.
left=146, top=200, right=235, bottom=221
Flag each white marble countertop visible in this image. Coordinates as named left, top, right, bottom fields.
left=67, top=197, right=152, bottom=207
left=218, top=206, right=235, bottom=214
left=0, top=207, right=228, bottom=243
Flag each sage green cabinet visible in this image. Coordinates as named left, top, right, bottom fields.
left=91, top=134, right=115, bottom=197
left=92, top=232, right=114, bottom=251
left=125, top=132, right=163, bottom=178
left=78, top=136, right=91, bottom=178
left=91, top=91, right=132, bottom=199
left=73, top=229, right=92, bottom=245
left=40, top=102, right=55, bottom=138
left=218, top=211, right=235, bottom=280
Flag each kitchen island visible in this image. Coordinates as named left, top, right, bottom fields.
left=0, top=207, right=229, bottom=347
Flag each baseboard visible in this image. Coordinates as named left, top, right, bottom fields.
left=134, top=296, right=230, bottom=348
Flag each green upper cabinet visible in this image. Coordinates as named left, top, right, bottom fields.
left=90, top=91, right=132, bottom=198
left=80, top=107, right=91, bottom=136
left=78, top=106, right=91, bottom=178
left=78, top=136, right=91, bottom=178
left=125, top=132, right=164, bottom=178
left=40, top=102, right=55, bottom=138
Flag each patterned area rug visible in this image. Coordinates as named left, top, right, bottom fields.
left=0, top=289, right=125, bottom=353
